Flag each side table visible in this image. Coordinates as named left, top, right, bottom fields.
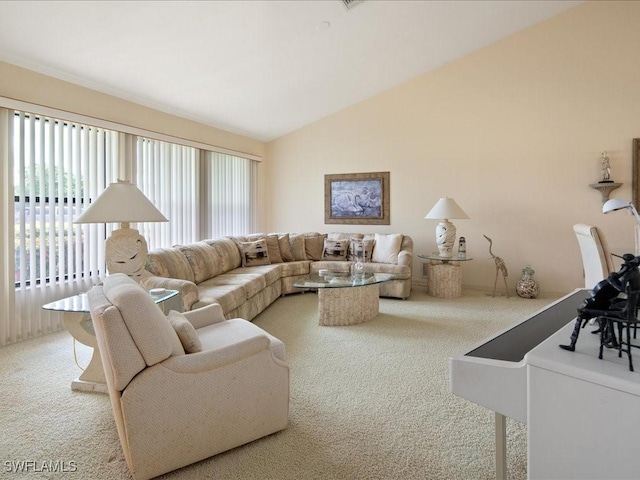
left=43, top=288, right=179, bottom=393
left=418, top=254, right=473, bottom=298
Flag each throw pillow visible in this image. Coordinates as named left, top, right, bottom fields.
left=348, top=238, right=375, bottom=262
left=321, top=239, right=349, bottom=261
left=265, top=234, right=284, bottom=263
left=238, top=239, right=271, bottom=267
left=371, top=233, right=403, bottom=264
left=304, top=234, right=327, bottom=261
left=168, top=310, right=202, bottom=354
left=277, top=233, right=295, bottom=262
left=289, top=234, right=307, bottom=261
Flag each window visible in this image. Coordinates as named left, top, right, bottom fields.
left=0, top=106, right=259, bottom=346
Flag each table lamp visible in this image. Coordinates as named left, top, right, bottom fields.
left=603, top=197, right=640, bottom=255
left=75, top=179, right=168, bottom=279
left=424, top=197, right=469, bottom=258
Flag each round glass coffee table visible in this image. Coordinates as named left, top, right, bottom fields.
left=293, top=272, right=393, bottom=326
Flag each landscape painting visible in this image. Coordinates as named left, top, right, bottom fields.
left=324, top=171, right=390, bottom=225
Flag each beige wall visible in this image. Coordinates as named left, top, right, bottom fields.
left=266, top=1, right=640, bottom=295
left=0, top=60, right=268, bottom=237
left=0, top=61, right=265, bottom=158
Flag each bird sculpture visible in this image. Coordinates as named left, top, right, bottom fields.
left=484, top=234, right=509, bottom=298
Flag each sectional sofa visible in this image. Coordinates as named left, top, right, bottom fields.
left=139, top=232, right=413, bottom=320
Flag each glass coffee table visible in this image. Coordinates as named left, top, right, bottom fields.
left=293, top=272, right=393, bottom=326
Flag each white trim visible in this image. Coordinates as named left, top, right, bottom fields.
left=0, top=96, right=263, bottom=162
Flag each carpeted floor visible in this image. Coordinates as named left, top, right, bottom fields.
left=0, top=288, right=558, bottom=479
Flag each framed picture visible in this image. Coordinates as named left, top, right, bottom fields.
left=633, top=138, right=640, bottom=208
left=324, top=171, right=390, bottom=225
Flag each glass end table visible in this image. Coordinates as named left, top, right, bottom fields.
left=418, top=253, right=474, bottom=298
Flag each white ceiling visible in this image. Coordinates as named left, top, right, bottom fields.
left=0, top=0, right=581, bottom=142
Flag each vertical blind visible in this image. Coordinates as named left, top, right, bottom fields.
left=7, top=111, right=117, bottom=345
left=136, top=137, right=199, bottom=248
left=0, top=108, right=259, bottom=346
left=203, top=151, right=258, bottom=238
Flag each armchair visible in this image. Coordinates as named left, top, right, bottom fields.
left=87, top=274, right=289, bottom=480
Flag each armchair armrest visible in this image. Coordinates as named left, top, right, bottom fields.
left=397, top=235, right=414, bottom=268
left=182, top=303, right=226, bottom=329
left=139, top=275, right=199, bottom=311
left=160, top=333, right=271, bottom=374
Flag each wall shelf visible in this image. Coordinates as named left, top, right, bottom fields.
left=589, top=182, right=622, bottom=204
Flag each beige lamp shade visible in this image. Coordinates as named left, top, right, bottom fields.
left=424, top=197, right=469, bottom=258
left=75, top=179, right=168, bottom=225
left=75, top=180, right=167, bottom=279
left=424, top=197, right=469, bottom=221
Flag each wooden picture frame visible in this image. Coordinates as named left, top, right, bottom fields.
left=324, top=171, right=390, bottom=225
left=633, top=138, right=640, bottom=208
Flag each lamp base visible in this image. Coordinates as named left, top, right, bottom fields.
left=105, top=227, right=149, bottom=279
left=435, top=220, right=456, bottom=258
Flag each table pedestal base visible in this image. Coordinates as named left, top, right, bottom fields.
left=63, top=312, right=107, bottom=393
left=426, top=263, right=462, bottom=298
left=318, top=283, right=380, bottom=326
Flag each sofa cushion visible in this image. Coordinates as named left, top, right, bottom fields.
left=348, top=238, right=375, bottom=262
left=372, top=233, right=403, bottom=264
left=321, top=239, right=349, bottom=261
left=208, top=272, right=267, bottom=299
left=195, top=282, right=247, bottom=313
left=146, top=247, right=195, bottom=283
left=265, top=234, right=284, bottom=263
left=178, top=241, right=222, bottom=284
left=278, top=233, right=295, bottom=262
left=289, top=234, right=307, bottom=261
left=304, top=233, right=327, bottom=261
left=278, top=260, right=312, bottom=277
left=168, top=310, right=202, bottom=353
left=238, top=239, right=270, bottom=267
left=202, top=237, right=243, bottom=273
left=231, top=264, right=281, bottom=286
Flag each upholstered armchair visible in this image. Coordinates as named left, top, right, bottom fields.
left=87, top=274, right=289, bottom=480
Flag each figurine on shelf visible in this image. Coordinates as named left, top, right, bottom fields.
left=600, top=151, right=612, bottom=183
left=484, top=234, right=509, bottom=298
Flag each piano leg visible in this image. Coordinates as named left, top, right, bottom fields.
left=495, top=412, right=506, bottom=480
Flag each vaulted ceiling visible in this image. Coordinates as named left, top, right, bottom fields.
left=0, top=1, right=581, bottom=142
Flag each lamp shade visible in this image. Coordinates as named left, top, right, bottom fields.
left=75, top=180, right=168, bottom=224
left=603, top=198, right=632, bottom=215
left=424, top=197, right=469, bottom=220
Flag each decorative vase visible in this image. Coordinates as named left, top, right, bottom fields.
left=350, top=240, right=365, bottom=280
left=516, top=265, right=540, bottom=299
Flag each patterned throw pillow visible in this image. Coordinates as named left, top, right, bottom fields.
left=348, top=238, right=375, bottom=262
left=321, top=239, right=349, bottom=261
left=238, top=239, right=271, bottom=267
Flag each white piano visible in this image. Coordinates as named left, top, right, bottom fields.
left=450, top=289, right=590, bottom=479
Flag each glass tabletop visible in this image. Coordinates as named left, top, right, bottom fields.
left=42, top=288, right=179, bottom=313
left=418, top=253, right=473, bottom=262
left=293, top=272, right=393, bottom=289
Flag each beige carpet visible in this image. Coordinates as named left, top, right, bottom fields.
left=0, top=288, right=558, bottom=479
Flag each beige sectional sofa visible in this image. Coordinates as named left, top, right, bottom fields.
left=139, top=232, right=413, bottom=321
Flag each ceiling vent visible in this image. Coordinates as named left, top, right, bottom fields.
left=342, top=0, right=365, bottom=11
